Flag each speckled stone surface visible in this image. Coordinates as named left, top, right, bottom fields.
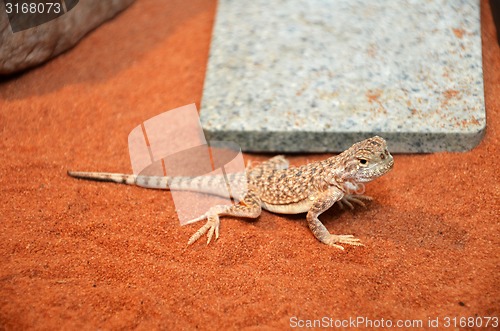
left=200, top=0, right=485, bottom=153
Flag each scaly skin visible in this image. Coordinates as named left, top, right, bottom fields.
left=68, top=136, right=394, bottom=249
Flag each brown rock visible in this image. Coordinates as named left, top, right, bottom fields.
left=0, top=0, right=135, bottom=75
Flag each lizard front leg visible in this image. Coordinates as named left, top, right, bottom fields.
left=338, top=194, right=373, bottom=210
left=307, top=187, right=363, bottom=250
left=186, top=190, right=262, bottom=246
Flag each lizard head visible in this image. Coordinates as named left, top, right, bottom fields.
left=339, top=136, right=394, bottom=183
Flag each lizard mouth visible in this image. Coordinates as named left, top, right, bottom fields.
left=386, top=157, right=394, bottom=170
left=358, top=157, right=394, bottom=182
left=380, top=157, right=394, bottom=174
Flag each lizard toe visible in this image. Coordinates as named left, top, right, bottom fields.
left=328, top=234, right=364, bottom=248
left=340, top=194, right=373, bottom=209
left=206, top=216, right=220, bottom=245
left=187, top=215, right=221, bottom=246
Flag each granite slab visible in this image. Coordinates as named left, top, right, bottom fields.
left=200, top=0, right=485, bottom=153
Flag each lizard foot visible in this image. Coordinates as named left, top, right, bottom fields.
left=338, top=194, right=373, bottom=210
left=327, top=234, right=364, bottom=250
left=187, top=215, right=220, bottom=246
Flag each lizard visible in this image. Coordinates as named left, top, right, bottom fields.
left=68, top=136, right=394, bottom=250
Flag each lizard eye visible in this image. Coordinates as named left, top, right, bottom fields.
left=359, top=159, right=367, bottom=165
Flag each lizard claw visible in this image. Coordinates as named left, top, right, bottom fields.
left=187, top=215, right=221, bottom=246
left=327, top=234, right=364, bottom=249
left=206, top=215, right=220, bottom=245
left=184, top=205, right=228, bottom=245
left=339, top=194, right=373, bottom=210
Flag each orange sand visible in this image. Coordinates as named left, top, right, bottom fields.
left=0, top=0, right=498, bottom=329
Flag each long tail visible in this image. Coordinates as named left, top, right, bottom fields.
left=67, top=171, right=138, bottom=185
left=67, top=170, right=238, bottom=194
left=68, top=170, right=172, bottom=190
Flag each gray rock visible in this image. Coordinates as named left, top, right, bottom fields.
left=200, top=0, right=486, bottom=153
left=0, top=0, right=135, bottom=75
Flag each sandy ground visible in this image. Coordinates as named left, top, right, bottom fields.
left=1, top=0, right=498, bottom=329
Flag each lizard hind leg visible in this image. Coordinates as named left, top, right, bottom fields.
left=186, top=191, right=262, bottom=246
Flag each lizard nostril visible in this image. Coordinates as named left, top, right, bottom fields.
left=380, top=154, right=385, bottom=160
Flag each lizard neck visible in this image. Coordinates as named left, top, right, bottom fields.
left=320, top=156, right=363, bottom=194
left=320, top=157, right=343, bottom=182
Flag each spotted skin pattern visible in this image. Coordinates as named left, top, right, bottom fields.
left=68, top=136, right=394, bottom=249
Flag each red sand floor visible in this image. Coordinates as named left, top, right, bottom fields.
left=1, top=0, right=498, bottom=329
